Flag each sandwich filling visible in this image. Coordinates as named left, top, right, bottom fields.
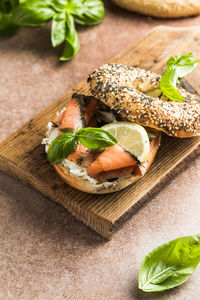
left=42, top=93, right=160, bottom=184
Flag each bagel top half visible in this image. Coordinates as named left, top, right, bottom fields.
left=88, top=63, right=200, bottom=138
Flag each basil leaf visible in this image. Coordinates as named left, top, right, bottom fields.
left=0, top=0, right=20, bottom=35
left=167, top=52, right=199, bottom=67
left=13, top=0, right=54, bottom=26
left=76, top=127, right=117, bottom=149
left=51, top=12, right=66, bottom=47
left=0, top=0, right=18, bottom=13
left=0, top=12, right=19, bottom=35
left=60, top=13, right=79, bottom=61
left=160, top=52, right=200, bottom=102
left=72, top=0, right=104, bottom=25
left=138, top=235, right=200, bottom=292
left=47, top=132, right=76, bottom=164
left=50, top=0, right=67, bottom=12
left=160, top=66, right=185, bottom=102
left=11, top=0, right=19, bottom=6
left=167, top=52, right=200, bottom=81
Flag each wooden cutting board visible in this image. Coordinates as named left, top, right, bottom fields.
left=0, top=26, right=200, bottom=239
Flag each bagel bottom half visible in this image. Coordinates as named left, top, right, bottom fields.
left=53, top=131, right=161, bottom=194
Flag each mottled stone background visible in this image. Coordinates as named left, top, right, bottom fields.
left=0, top=1, right=200, bottom=299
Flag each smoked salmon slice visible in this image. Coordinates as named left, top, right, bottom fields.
left=55, top=94, right=97, bottom=130
left=84, top=96, right=98, bottom=125
left=55, top=94, right=98, bottom=163
left=60, top=97, right=85, bottom=130
left=87, top=144, right=138, bottom=177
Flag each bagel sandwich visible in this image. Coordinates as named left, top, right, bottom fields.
left=42, top=93, right=161, bottom=194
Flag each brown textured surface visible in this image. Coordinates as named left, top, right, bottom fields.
left=1, top=1, right=200, bottom=299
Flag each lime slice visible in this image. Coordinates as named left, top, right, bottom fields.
left=102, top=122, right=150, bottom=162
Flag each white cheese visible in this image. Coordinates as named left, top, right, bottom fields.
left=61, top=160, right=98, bottom=184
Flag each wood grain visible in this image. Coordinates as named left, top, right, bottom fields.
left=0, top=26, right=200, bottom=239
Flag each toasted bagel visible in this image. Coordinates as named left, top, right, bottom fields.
left=112, top=0, right=200, bottom=18
left=88, top=63, right=200, bottom=138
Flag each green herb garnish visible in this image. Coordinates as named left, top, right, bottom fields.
left=0, top=0, right=20, bottom=35
left=0, top=0, right=104, bottom=60
left=160, top=52, right=200, bottom=102
left=47, top=131, right=76, bottom=164
left=138, top=234, right=200, bottom=292
left=47, top=127, right=117, bottom=164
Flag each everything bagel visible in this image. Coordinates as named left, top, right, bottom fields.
left=88, top=63, right=200, bottom=138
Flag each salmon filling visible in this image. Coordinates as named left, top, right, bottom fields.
left=87, top=144, right=137, bottom=177
left=53, top=93, right=156, bottom=181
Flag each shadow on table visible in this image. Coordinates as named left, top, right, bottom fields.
left=130, top=275, right=188, bottom=299
left=0, top=25, right=63, bottom=63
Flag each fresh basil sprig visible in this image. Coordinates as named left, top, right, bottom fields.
left=1, top=0, right=104, bottom=61
left=160, top=52, right=200, bottom=102
left=47, top=127, right=117, bottom=164
left=138, top=234, right=200, bottom=292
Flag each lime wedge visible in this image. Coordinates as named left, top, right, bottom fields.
left=102, top=122, right=150, bottom=162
